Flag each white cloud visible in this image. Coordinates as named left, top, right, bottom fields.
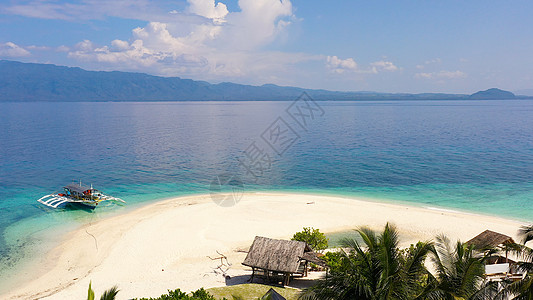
left=414, top=59, right=459, bottom=80
left=2, top=2, right=72, bottom=20
left=415, top=70, right=466, bottom=79
left=110, top=40, right=130, bottom=52
left=326, top=56, right=399, bottom=74
left=425, top=58, right=442, bottom=64
left=0, top=42, right=31, bottom=57
left=26, top=45, right=50, bottom=51
left=326, top=56, right=357, bottom=73
left=370, top=60, right=398, bottom=73
left=416, top=58, right=442, bottom=70
left=439, top=70, right=467, bottom=78
left=56, top=45, right=70, bottom=52
left=187, top=0, right=228, bottom=22
left=415, top=72, right=432, bottom=79
left=75, top=40, right=95, bottom=52
left=66, top=0, right=305, bottom=83
left=222, top=0, right=293, bottom=49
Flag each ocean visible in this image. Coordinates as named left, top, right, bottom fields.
left=1, top=99, right=532, bottom=291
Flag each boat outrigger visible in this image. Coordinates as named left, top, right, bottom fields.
left=38, top=182, right=125, bottom=209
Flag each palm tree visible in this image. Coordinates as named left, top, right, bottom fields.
left=496, top=225, right=533, bottom=299
left=300, top=223, right=433, bottom=300
left=424, top=235, right=496, bottom=300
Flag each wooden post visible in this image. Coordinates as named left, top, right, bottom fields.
left=505, top=249, right=509, bottom=264
left=250, top=267, right=255, bottom=283
left=283, top=273, right=290, bottom=286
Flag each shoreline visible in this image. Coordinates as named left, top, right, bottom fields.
left=1, top=192, right=528, bottom=300
left=241, top=188, right=533, bottom=224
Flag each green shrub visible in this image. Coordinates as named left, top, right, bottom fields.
left=322, top=251, right=344, bottom=273
left=291, top=227, right=328, bottom=251
left=134, top=288, right=223, bottom=300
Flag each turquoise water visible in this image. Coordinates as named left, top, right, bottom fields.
left=0, top=100, right=532, bottom=291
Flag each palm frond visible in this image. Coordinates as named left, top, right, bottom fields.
left=497, top=275, right=533, bottom=300
left=100, top=285, right=119, bottom=300
left=429, top=235, right=490, bottom=299
left=519, top=225, right=533, bottom=245
left=404, top=241, right=433, bottom=285
left=355, top=226, right=378, bottom=252
left=87, top=281, right=95, bottom=300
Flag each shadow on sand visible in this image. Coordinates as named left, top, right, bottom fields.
left=224, top=271, right=325, bottom=290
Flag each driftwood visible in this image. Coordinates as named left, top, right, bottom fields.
left=207, top=250, right=232, bottom=279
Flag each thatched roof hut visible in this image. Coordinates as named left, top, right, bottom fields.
left=243, top=236, right=311, bottom=273
left=466, top=230, right=515, bottom=249
left=242, top=236, right=325, bottom=285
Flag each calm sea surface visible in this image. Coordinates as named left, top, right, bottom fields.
left=1, top=100, right=533, bottom=290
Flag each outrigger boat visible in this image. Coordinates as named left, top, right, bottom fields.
left=38, top=181, right=125, bottom=209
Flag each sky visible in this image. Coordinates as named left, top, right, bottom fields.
left=1, top=0, right=532, bottom=94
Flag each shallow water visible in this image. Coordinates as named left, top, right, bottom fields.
left=1, top=99, right=532, bottom=292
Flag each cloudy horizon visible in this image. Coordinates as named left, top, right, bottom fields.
left=1, top=0, right=532, bottom=94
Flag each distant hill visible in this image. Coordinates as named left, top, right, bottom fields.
left=0, top=60, right=526, bottom=101
left=469, top=88, right=515, bottom=100
left=0, top=60, right=305, bottom=101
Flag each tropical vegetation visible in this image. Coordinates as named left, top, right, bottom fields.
left=300, top=223, right=434, bottom=299
left=134, top=288, right=221, bottom=300
left=292, top=227, right=329, bottom=251
left=87, top=282, right=119, bottom=300
left=425, top=235, right=497, bottom=299
left=301, top=223, right=533, bottom=300
left=495, top=224, right=533, bottom=299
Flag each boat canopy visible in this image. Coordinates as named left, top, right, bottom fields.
left=64, top=183, right=93, bottom=194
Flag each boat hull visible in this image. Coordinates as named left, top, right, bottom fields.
left=37, top=194, right=100, bottom=209
left=67, top=201, right=98, bottom=210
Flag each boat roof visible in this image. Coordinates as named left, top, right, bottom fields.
left=64, top=183, right=93, bottom=193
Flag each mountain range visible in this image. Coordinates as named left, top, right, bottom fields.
left=0, top=60, right=528, bottom=101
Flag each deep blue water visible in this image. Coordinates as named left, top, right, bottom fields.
left=1, top=100, right=533, bottom=290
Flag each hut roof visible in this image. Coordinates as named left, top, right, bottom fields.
left=467, top=230, right=515, bottom=248
left=301, top=251, right=327, bottom=267
left=242, top=236, right=312, bottom=273
left=262, top=288, right=286, bottom=300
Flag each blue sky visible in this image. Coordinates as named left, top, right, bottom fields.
left=1, top=0, right=532, bottom=94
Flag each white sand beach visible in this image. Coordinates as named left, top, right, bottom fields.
left=1, top=192, right=528, bottom=300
